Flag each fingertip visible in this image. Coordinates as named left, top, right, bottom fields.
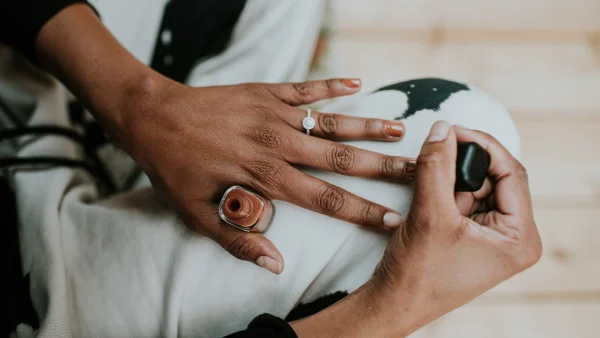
left=342, top=78, right=362, bottom=90
left=257, top=256, right=284, bottom=275
left=383, top=212, right=403, bottom=229
left=384, top=121, right=405, bottom=140
left=426, top=120, right=451, bottom=143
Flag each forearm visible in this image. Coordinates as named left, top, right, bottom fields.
left=290, top=281, right=426, bottom=338
left=35, top=4, right=170, bottom=145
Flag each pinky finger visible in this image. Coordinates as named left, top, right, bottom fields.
left=188, top=202, right=285, bottom=274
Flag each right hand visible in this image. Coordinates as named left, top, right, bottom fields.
left=291, top=121, right=542, bottom=337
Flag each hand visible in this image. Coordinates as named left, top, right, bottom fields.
left=122, top=77, right=414, bottom=274
left=35, top=5, right=414, bottom=274
left=291, top=121, right=542, bottom=337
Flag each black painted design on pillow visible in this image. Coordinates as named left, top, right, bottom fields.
left=375, top=78, right=469, bottom=120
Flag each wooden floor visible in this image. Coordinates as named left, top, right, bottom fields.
left=319, top=1, right=600, bottom=336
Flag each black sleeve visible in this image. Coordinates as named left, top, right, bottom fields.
left=0, top=0, right=96, bottom=64
left=223, top=314, right=298, bottom=338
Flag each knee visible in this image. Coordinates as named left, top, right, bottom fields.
left=376, top=78, right=521, bottom=159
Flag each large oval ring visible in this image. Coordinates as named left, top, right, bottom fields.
left=218, top=186, right=274, bottom=233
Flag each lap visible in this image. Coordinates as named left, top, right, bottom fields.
left=17, top=78, right=519, bottom=337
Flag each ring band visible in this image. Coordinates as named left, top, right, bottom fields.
left=218, top=186, right=274, bottom=233
left=302, top=108, right=316, bottom=135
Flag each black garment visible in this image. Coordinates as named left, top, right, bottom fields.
left=225, top=314, right=299, bottom=338
left=150, top=0, right=246, bottom=83
left=0, top=0, right=90, bottom=63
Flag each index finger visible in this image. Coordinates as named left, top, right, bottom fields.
left=454, top=126, right=532, bottom=216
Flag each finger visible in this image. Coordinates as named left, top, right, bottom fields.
left=281, top=107, right=406, bottom=141
left=454, top=126, right=522, bottom=183
left=413, top=120, right=458, bottom=212
left=285, top=134, right=415, bottom=181
left=455, top=177, right=493, bottom=215
left=268, top=78, right=362, bottom=106
left=267, top=166, right=403, bottom=230
left=191, top=202, right=284, bottom=274
left=453, top=126, right=532, bottom=216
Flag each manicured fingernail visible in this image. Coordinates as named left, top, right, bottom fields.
left=383, top=212, right=403, bottom=229
left=343, top=79, right=361, bottom=89
left=404, top=160, right=417, bottom=178
left=257, top=256, right=282, bottom=274
left=427, top=120, right=450, bottom=143
left=454, top=124, right=470, bottom=130
left=384, top=121, right=405, bottom=138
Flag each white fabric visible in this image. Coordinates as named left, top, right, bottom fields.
left=3, top=1, right=520, bottom=337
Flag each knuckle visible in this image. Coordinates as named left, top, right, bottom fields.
left=292, top=82, right=313, bottom=100
left=515, top=163, right=529, bottom=181
left=251, top=102, right=274, bottom=116
left=361, top=203, right=381, bottom=224
left=364, top=118, right=381, bottom=135
left=325, top=79, right=338, bottom=91
left=380, top=156, right=395, bottom=176
left=316, top=185, right=346, bottom=214
left=252, top=127, right=283, bottom=148
left=326, top=145, right=356, bottom=174
left=417, top=152, right=449, bottom=169
left=247, top=160, right=282, bottom=192
left=319, top=113, right=339, bottom=138
left=226, top=236, right=255, bottom=261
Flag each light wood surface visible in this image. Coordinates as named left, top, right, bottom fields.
left=326, top=1, right=600, bottom=336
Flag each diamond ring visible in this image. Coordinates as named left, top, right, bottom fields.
left=302, top=108, right=316, bottom=135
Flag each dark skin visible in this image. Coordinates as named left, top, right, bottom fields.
left=33, top=5, right=542, bottom=335
left=36, top=4, right=415, bottom=274
left=292, top=123, right=542, bottom=337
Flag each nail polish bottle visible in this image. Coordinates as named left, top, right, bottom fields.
left=219, top=186, right=273, bottom=232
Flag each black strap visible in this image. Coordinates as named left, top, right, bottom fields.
left=0, top=177, right=39, bottom=336
left=0, top=0, right=99, bottom=65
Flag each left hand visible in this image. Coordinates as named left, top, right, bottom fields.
left=292, top=121, right=543, bottom=337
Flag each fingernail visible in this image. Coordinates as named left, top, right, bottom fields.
left=383, top=212, right=403, bottom=229
left=257, top=256, right=282, bottom=274
left=403, top=160, right=417, bottom=178
left=384, top=121, right=405, bottom=138
left=426, top=120, right=450, bottom=143
left=454, top=124, right=470, bottom=130
left=343, top=79, right=361, bottom=89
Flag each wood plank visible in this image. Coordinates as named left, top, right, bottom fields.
left=486, top=207, right=600, bottom=295
left=409, top=302, right=600, bottom=338
left=516, top=119, right=600, bottom=201
left=329, top=37, right=600, bottom=114
left=331, top=0, right=600, bottom=32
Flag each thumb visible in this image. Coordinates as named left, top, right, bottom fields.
left=413, top=121, right=458, bottom=211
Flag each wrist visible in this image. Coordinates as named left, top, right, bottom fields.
left=34, top=3, right=175, bottom=147
left=291, top=280, right=427, bottom=338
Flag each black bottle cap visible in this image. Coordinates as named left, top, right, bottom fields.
left=455, top=142, right=490, bottom=192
